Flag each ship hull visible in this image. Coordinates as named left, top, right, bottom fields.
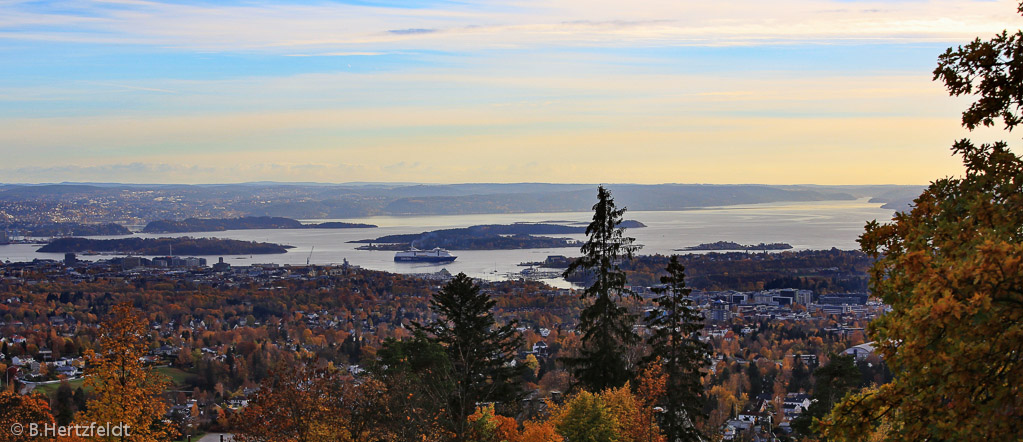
left=394, top=256, right=457, bottom=263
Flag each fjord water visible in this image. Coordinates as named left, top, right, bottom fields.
left=0, top=199, right=896, bottom=287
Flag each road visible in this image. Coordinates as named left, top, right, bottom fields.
left=196, top=434, right=234, bottom=442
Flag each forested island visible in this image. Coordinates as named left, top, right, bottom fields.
left=38, top=237, right=293, bottom=255
left=142, top=216, right=376, bottom=233
left=678, top=241, right=793, bottom=251
left=349, top=222, right=635, bottom=250
left=356, top=235, right=581, bottom=251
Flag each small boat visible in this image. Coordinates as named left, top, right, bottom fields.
left=394, top=247, right=457, bottom=263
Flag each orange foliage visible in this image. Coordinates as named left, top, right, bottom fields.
left=81, top=303, right=176, bottom=442
left=0, top=391, right=53, bottom=442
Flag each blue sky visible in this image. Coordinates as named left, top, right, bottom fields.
left=1, top=0, right=1020, bottom=184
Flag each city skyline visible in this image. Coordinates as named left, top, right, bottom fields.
left=2, top=0, right=1021, bottom=184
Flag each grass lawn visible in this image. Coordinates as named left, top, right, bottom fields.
left=173, top=432, right=206, bottom=442
left=32, top=377, right=88, bottom=396
left=156, top=366, right=194, bottom=387
left=32, top=366, right=193, bottom=397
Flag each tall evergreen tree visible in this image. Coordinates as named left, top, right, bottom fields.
left=53, top=381, right=76, bottom=426
left=374, top=332, right=455, bottom=442
left=645, top=255, right=710, bottom=442
left=416, top=272, right=524, bottom=441
left=563, top=185, right=639, bottom=391
left=792, top=354, right=861, bottom=438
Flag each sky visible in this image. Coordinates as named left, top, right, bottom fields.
left=1, top=0, right=1020, bottom=185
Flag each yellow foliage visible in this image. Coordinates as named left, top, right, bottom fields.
left=821, top=13, right=1023, bottom=437
left=80, top=303, right=176, bottom=442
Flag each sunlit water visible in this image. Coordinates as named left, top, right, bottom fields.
left=0, top=198, right=896, bottom=288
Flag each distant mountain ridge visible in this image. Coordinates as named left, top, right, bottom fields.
left=0, top=182, right=920, bottom=224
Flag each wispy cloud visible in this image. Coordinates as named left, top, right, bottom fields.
left=1, top=0, right=1017, bottom=185
left=285, top=51, right=386, bottom=57
left=81, top=81, right=178, bottom=94
left=2, top=161, right=437, bottom=185
left=387, top=28, right=437, bottom=35
left=0, top=0, right=1019, bottom=52
left=0, top=66, right=972, bottom=185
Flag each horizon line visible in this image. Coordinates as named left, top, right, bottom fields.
left=0, top=181, right=929, bottom=187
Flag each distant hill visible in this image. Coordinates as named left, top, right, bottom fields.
left=38, top=237, right=292, bottom=255
left=864, top=187, right=926, bottom=211
left=0, top=182, right=921, bottom=224
left=142, top=217, right=376, bottom=233
left=373, top=184, right=859, bottom=216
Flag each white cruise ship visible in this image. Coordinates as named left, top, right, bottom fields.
left=393, top=247, right=457, bottom=263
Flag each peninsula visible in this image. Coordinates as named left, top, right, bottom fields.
left=349, top=222, right=637, bottom=250
left=38, top=237, right=293, bottom=255
left=142, top=216, right=375, bottom=233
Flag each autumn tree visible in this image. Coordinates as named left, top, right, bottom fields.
left=551, top=391, right=619, bottom=442
left=530, top=383, right=662, bottom=442
left=233, top=361, right=348, bottom=442
left=519, top=420, right=563, bottom=442
left=563, top=185, right=640, bottom=391
left=634, top=362, right=668, bottom=442
left=81, top=303, right=175, bottom=442
left=821, top=3, right=1023, bottom=440
left=644, top=256, right=709, bottom=442
left=601, top=383, right=664, bottom=442
left=933, top=3, right=1023, bottom=132
left=467, top=405, right=522, bottom=442
left=415, top=272, right=524, bottom=441
left=0, top=390, right=54, bottom=442
left=339, top=377, right=394, bottom=442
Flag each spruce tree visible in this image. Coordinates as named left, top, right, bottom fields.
left=645, top=255, right=709, bottom=442
left=374, top=332, right=454, bottom=441
left=53, top=381, right=75, bottom=426
left=792, top=354, right=860, bottom=438
left=563, top=185, right=639, bottom=391
left=416, top=272, right=524, bottom=441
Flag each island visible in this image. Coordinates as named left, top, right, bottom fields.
left=142, top=216, right=376, bottom=233
left=348, top=222, right=619, bottom=250
left=677, top=241, right=793, bottom=251
left=38, top=237, right=293, bottom=255
left=547, top=220, right=646, bottom=229
left=618, top=220, right=647, bottom=228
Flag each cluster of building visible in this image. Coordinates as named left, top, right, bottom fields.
left=2, top=254, right=366, bottom=290
left=0, top=252, right=890, bottom=440
left=0, top=189, right=236, bottom=226
left=1, top=340, right=87, bottom=390
left=689, top=288, right=883, bottom=323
